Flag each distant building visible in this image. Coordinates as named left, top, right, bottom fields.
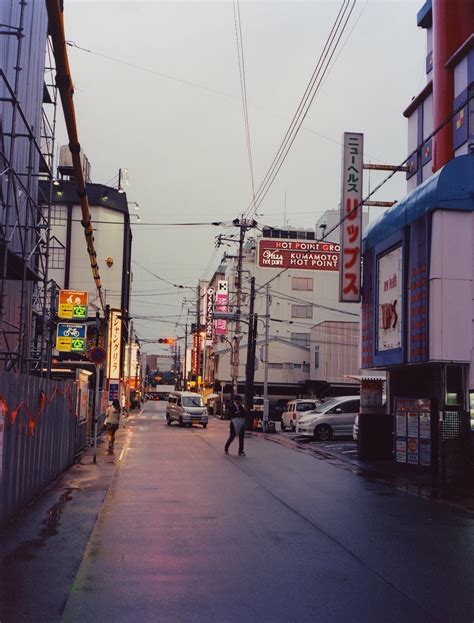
left=209, top=210, right=368, bottom=400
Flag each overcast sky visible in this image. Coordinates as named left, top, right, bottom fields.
left=60, top=0, right=425, bottom=350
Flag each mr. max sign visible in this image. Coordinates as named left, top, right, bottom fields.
left=258, top=240, right=339, bottom=271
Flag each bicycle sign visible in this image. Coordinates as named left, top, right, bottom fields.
left=58, top=290, right=88, bottom=320
left=56, top=323, right=87, bottom=352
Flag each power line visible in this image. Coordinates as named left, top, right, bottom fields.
left=233, top=0, right=256, bottom=213
left=242, top=0, right=357, bottom=220
left=66, top=40, right=237, bottom=101
left=320, top=91, right=474, bottom=244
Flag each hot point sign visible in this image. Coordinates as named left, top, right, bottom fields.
left=258, top=240, right=339, bottom=271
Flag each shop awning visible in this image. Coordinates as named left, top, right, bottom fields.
left=363, top=154, right=474, bottom=252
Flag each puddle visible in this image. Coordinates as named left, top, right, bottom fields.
left=2, top=488, right=75, bottom=565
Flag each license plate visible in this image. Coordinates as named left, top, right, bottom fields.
left=192, top=419, right=200, bottom=425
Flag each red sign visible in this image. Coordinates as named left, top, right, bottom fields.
left=339, top=132, right=363, bottom=302
left=258, top=239, right=339, bottom=271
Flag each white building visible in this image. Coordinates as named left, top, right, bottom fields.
left=210, top=210, right=366, bottom=400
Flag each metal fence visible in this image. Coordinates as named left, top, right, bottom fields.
left=0, top=371, right=78, bottom=526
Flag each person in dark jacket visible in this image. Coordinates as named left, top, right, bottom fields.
left=224, top=395, right=246, bottom=456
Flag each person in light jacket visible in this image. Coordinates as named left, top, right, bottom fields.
left=104, top=398, right=121, bottom=451
left=224, top=395, right=246, bottom=456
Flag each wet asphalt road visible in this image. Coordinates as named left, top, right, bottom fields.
left=2, top=400, right=474, bottom=622
left=61, top=401, right=474, bottom=623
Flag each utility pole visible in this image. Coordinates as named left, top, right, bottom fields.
left=183, top=323, right=188, bottom=390
left=233, top=218, right=246, bottom=395
left=245, top=276, right=256, bottom=412
left=263, top=284, right=271, bottom=402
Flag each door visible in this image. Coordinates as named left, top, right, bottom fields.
left=332, top=400, right=359, bottom=436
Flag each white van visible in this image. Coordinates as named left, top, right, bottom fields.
left=166, top=391, right=208, bottom=428
left=281, top=399, right=321, bottom=432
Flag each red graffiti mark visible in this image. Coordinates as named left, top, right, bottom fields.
left=0, top=383, right=75, bottom=436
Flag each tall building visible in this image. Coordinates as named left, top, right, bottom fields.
left=0, top=1, right=54, bottom=373
left=361, top=0, right=474, bottom=471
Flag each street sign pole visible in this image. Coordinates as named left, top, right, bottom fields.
left=93, top=363, right=100, bottom=464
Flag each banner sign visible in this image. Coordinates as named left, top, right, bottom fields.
left=258, top=239, right=339, bottom=271
left=108, top=382, right=119, bottom=402
left=58, top=290, right=88, bottom=320
left=339, top=132, right=363, bottom=302
left=394, top=397, right=431, bottom=466
left=377, top=245, right=402, bottom=352
left=205, top=287, right=215, bottom=345
left=215, top=280, right=228, bottom=336
left=107, top=310, right=122, bottom=380
left=56, top=323, right=87, bottom=352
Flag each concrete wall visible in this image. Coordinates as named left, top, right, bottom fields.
left=429, top=210, right=472, bottom=363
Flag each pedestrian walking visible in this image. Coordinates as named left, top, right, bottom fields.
left=224, top=394, right=246, bottom=456
left=104, top=398, right=121, bottom=451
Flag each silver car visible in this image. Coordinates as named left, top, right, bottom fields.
left=297, top=396, right=360, bottom=441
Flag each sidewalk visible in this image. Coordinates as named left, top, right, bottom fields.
left=0, top=421, right=131, bottom=622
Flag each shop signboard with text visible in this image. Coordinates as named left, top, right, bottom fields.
left=215, top=280, right=228, bottom=336
left=339, top=132, right=363, bottom=302
left=258, top=239, right=339, bottom=271
left=58, top=290, right=88, bottom=320
left=56, top=323, right=86, bottom=352
left=107, top=310, right=122, bottom=380
left=377, top=245, right=402, bottom=352
left=394, top=398, right=431, bottom=466
left=205, top=287, right=215, bottom=345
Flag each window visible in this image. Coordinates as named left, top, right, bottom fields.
left=296, top=402, right=315, bottom=412
left=291, top=332, right=310, bottom=346
left=314, top=346, right=319, bottom=369
left=268, top=363, right=283, bottom=369
left=50, top=205, right=66, bottom=226
left=291, top=304, right=312, bottom=319
left=49, top=245, right=65, bottom=269
left=292, top=277, right=313, bottom=291
left=303, top=363, right=310, bottom=372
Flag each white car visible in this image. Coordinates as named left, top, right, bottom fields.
left=297, top=396, right=360, bottom=441
left=281, top=399, right=321, bottom=432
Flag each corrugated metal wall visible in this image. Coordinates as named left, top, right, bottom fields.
left=0, top=371, right=78, bottom=527
left=0, top=0, right=48, bottom=255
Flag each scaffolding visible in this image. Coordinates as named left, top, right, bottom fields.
left=0, top=2, right=57, bottom=374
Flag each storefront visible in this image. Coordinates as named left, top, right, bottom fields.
left=361, top=154, right=474, bottom=473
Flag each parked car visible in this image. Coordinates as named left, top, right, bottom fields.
left=166, top=391, right=208, bottom=428
left=281, top=399, right=321, bottom=432
left=297, top=396, right=360, bottom=441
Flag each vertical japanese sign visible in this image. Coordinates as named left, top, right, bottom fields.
left=205, top=287, right=215, bottom=345
left=107, top=309, right=122, bottom=380
left=215, top=280, right=228, bottom=336
left=339, top=132, right=363, bottom=302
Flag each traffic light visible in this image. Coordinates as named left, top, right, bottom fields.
left=158, top=338, right=174, bottom=344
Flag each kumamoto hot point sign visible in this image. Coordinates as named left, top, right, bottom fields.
left=258, top=240, right=340, bottom=271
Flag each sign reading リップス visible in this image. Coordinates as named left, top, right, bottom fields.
left=258, top=240, right=339, bottom=270
left=339, top=132, right=363, bottom=302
